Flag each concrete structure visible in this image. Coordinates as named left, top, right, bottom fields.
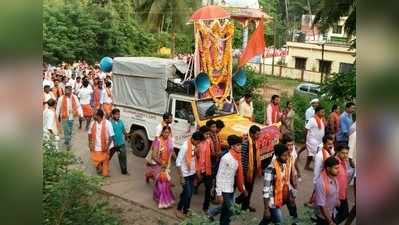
left=286, top=41, right=356, bottom=74
left=300, top=15, right=353, bottom=44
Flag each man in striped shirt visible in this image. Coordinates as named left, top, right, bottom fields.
left=236, top=125, right=261, bottom=211
left=259, top=144, right=297, bottom=225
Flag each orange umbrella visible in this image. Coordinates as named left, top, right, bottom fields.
left=190, top=5, right=230, bottom=21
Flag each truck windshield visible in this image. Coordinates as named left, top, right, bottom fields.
left=196, top=98, right=236, bottom=120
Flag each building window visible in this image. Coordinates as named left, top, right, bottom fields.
left=333, top=24, right=343, bottom=34
left=295, top=57, right=307, bottom=70
left=339, top=63, right=354, bottom=73
left=319, top=60, right=332, bottom=74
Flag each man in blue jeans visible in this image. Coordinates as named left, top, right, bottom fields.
left=56, top=85, right=83, bottom=150
left=175, top=131, right=204, bottom=218
left=215, top=135, right=247, bottom=225
left=259, top=144, right=297, bottom=225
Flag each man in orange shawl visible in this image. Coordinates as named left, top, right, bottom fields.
left=265, top=95, right=281, bottom=126
left=215, top=135, right=247, bottom=225
left=236, top=125, right=261, bottom=212
left=101, top=80, right=113, bottom=118
left=196, top=126, right=214, bottom=212
left=92, top=79, right=104, bottom=110
left=56, top=85, right=83, bottom=150
left=175, top=131, right=204, bottom=218
left=88, top=109, right=115, bottom=177
left=259, top=143, right=297, bottom=225
left=327, top=104, right=341, bottom=136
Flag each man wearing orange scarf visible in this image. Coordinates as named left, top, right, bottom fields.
left=327, top=105, right=340, bottom=135
left=56, top=85, right=83, bottom=150
left=265, top=95, right=281, bottom=126
left=92, top=80, right=104, bottom=110
left=215, top=135, right=247, bottom=225
left=101, top=80, right=113, bottom=118
left=88, top=109, right=115, bottom=177
left=304, top=106, right=326, bottom=171
left=196, top=126, right=214, bottom=212
left=259, top=144, right=295, bottom=225
left=236, top=125, right=261, bottom=212
left=175, top=131, right=204, bottom=218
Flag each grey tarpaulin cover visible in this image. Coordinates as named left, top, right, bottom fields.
left=112, top=57, right=188, bottom=114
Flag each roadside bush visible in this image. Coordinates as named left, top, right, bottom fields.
left=43, top=140, right=122, bottom=225
left=280, top=93, right=335, bottom=143
left=180, top=204, right=315, bottom=225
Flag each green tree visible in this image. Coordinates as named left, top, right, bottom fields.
left=43, top=0, right=160, bottom=64
left=321, top=68, right=356, bottom=103
left=314, top=0, right=356, bottom=37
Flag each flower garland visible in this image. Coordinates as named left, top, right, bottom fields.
left=195, top=20, right=234, bottom=105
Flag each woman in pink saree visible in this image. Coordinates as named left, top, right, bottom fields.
left=145, top=126, right=175, bottom=208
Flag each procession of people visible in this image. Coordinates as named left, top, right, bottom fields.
left=43, top=61, right=356, bottom=225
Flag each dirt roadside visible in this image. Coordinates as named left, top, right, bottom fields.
left=103, top=190, right=179, bottom=225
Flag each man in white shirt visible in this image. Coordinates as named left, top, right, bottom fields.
left=298, top=98, right=320, bottom=162
left=175, top=131, right=204, bottom=218
left=56, top=85, right=83, bottom=150
left=239, top=93, right=254, bottom=121
left=43, top=78, right=54, bottom=89
left=74, top=76, right=82, bottom=95
left=156, top=112, right=173, bottom=137
left=305, top=98, right=319, bottom=123
left=78, top=80, right=94, bottom=130
left=304, top=106, right=325, bottom=171
left=313, top=135, right=335, bottom=185
left=101, top=80, right=113, bottom=118
left=215, top=135, right=247, bottom=225
left=88, top=109, right=115, bottom=177
left=43, top=99, right=60, bottom=150
left=43, top=85, right=56, bottom=109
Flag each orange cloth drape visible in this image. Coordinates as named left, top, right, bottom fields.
left=230, top=149, right=245, bottom=193
left=159, top=138, right=170, bottom=166
left=197, top=138, right=212, bottom=176
left=90, top=119, right=109, bottom=152
left=314, top=115, right=326, bottom=129
left=247, top=136, right=261, bottom=182
left=89, top=120, right=110, bottom=177
left=185, top=139, right=196, bottom=171
left=238, top=18, right=265, bottom=67
left=93, top=87, right=101, bottom=109
left=60, top=95, right=78, bottom=120
left=271, top=103, right=280, bottom=124
left=329, top=112, right=340, bottom=133
left=273, top=159, right=291, bottom=208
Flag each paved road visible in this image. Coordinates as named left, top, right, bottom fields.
left=68, top=120, right=354, bottom=223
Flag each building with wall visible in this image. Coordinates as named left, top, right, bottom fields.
left=286, top=41, right=356, bottom=74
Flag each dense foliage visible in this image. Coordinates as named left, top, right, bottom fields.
left=43, top=0, right=157, bottom=64
left=321, top=69, right=356, bottom=104
left=43, top=139, right=121, bottom=225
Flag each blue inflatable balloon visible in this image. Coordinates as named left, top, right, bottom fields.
left=100, top=57, right=113, bottom=72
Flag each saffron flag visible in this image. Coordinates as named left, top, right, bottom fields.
left=239, top=18, right=265, bottom=67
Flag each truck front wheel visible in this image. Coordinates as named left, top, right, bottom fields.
left=130, top=129, right=150, bottom=157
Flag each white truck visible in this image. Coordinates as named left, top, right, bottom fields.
left=112, top=57, right=279, bottom=159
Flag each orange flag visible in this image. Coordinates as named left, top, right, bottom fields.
left=239, top=18, right=266, bottom=68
